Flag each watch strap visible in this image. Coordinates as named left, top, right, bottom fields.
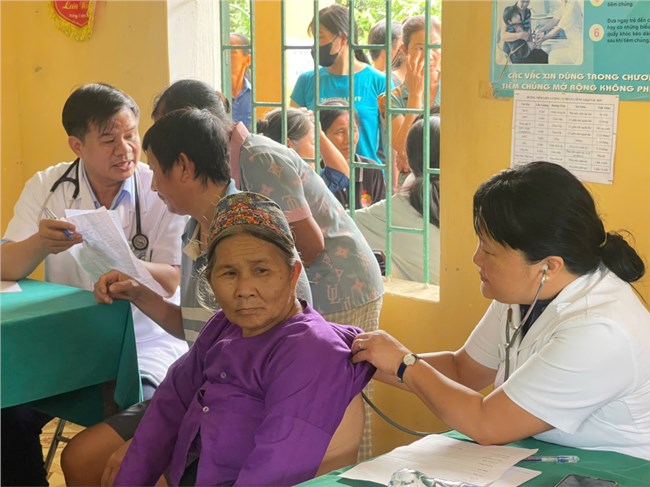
left=397, top=353, right=419, bottom=383
left=397, top=362, right=409, bottom=383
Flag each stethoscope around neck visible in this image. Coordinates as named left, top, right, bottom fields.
left=503, top=265, right=549, bottom=381
left=42, top=158, right=149, bottom=255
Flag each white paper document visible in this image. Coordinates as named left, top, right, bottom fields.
left=65, top=208, right=166, bottom=296
left=511, top=90, right=618, bottom=185
left=340, top=435, right=538, bottom=487
left=489, top=466, right=541, bottom=487
left=1, top=281, right=22, bottom=293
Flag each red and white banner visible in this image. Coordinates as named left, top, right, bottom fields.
left=49, top=1, right=96, bottom=41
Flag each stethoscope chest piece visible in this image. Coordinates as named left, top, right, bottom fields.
left=131, top=233, right=149, bottom=252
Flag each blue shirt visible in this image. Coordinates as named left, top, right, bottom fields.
left=232, top=78, right=252, bottom=129
left=80, top=159, right=134, bottom=210
left=291, top=65, right=392, bottom=163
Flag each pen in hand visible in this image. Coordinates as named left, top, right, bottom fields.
left=523, top=455, right=580, bottom=463
left=43, top=208, right=74, bottom=239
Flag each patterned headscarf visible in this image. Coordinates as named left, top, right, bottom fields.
left=208, top=192, right=293, bottom=246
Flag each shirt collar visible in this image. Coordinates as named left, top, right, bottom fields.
left=79, top=159, right=135, bottom=210
left=182, top=179, right=240, bottom=260
left=234, top=78, right=251, bottom=100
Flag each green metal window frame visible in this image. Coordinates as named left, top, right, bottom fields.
left=219, top=0, right=441, bottom=284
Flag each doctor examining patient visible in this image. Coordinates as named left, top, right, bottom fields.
left=3, top=80, right=649, bottom=485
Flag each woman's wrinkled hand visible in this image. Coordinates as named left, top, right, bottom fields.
left=94, top=270, right=143, bottom=305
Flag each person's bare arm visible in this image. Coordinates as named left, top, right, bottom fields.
left=94, top=270, right=184, bottom=339
left=352, top=331, right=551, bottom=445
left=319, top=130, right=350, bottom=177
left=500, top=22, right=530, bottom=42
left=373, top=348, right=496, bottom=392
left=537, top=17, right=562, bottom=43
left=290, top=217, right=325, bottom=267
left=0, top=219, right=82, bottom=280
left=392, top=52, right=425, bottom=156
left=139, top=262, right=180, bottom=297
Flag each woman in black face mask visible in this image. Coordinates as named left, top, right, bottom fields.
left=291, top=4, right=392, bottom=170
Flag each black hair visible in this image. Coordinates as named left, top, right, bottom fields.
left=308, top=4, right=370, bottom=64
left=406, top=115, right=441, bottom=227
left=367, top=20, right=402, bottom=62
left=230, top=32, right=251, bottom=56
left=473, top=161, right=645, bottom=282
left=503, top=5, right=520, bottom=24
left=142, top=108, right=230, bottom=186
left=257, top=108, right=312, bottom=144
left=402, top=15, right=441, bottom=47
left=62, top=83, right=139, bottom=139
left=319, top=98, right=360, bottom=133
left=152, top=79, right=230, bottom=121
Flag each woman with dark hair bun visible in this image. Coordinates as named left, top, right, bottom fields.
left=352, top=161, right=650, bottom=460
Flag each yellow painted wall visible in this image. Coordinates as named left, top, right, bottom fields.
left=1, top=0, right=648, bottom=459
left=372, top=0, right=650, bottom=455
left=252, top=0, right=282, bottom=117
left=1, top=0, right=170, bottom=241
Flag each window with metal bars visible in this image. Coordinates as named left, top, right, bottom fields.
left=220, top=0, right=441, bottom=286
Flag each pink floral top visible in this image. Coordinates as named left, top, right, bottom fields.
left=230, top=123, right=383, bottom=314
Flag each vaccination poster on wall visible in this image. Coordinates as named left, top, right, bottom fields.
left=490, top=0, right=650, bottom=100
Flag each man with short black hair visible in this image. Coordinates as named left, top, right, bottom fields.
left=1, top=83, right=188, bottom=485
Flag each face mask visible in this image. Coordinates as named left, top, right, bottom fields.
left=311, top=39, right=341, bottom=68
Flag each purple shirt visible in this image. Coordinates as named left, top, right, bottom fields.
left=114, top=304, right=374, bottom=486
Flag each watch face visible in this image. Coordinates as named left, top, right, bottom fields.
left=404, top=353, right=417, bottom=366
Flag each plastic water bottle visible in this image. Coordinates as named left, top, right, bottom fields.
left=388, top=468, right=481, bottom=487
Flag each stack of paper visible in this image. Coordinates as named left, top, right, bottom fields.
left=340, top=435, right=541, bottom=487
left=65, top=208, right=166, bottom=296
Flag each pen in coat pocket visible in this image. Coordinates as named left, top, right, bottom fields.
left=43, top=207, right=74, bottom=239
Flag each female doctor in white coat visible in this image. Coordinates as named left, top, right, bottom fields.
left=352, top=161, right=650, bottom=460
left=1, top=83, right=188, bottom=485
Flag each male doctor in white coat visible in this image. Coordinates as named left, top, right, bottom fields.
left=1, top=83, right=188, bottom=485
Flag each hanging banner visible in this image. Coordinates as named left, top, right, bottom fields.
left=490, top=0, right=650, bottom=100
left=49, top=1, right=96, bottom=41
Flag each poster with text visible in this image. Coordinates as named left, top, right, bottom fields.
left=490, top=0, right=650, bottom=100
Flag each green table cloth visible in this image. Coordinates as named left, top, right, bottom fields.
left=300, top=431, right=650, bottom=487
left=1, top=279, right=141, bottom=426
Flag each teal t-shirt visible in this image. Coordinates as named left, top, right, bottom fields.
left=291, top=65, right=391, bottom=163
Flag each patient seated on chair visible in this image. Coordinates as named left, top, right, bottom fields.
left=101, top=191, right=375, bottom=486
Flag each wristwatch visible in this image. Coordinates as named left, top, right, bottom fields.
left=397, top=353, right=420, bottom=383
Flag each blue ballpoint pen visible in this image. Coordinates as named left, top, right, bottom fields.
left=43, top=208, right=73, bottom=239
left=524, top=455, right=580, bottom=463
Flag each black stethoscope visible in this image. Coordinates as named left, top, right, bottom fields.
left=502, top=265, right=548, bottom=381
left=43, top=158, right=149, bottom=254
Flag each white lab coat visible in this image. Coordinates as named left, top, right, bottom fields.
left=3, top=160, right=189, bottom=385
left=465, top=266, right=650, bottom=460
left=548, top=0, right=584, bottom=64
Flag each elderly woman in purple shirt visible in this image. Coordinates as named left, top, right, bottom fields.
left=113, top=192, right=374, bottom=486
